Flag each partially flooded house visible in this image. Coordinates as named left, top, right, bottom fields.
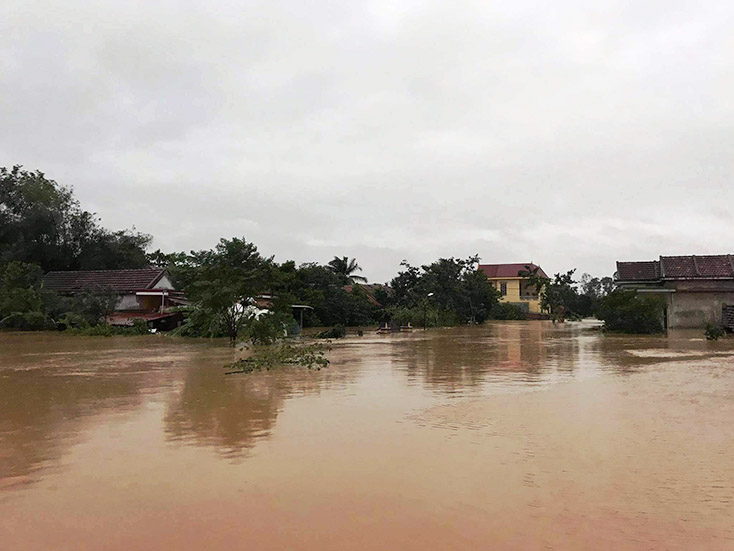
left=478, top=263, right=547, bottom=316
left=615, top=255, right=734, bottom=329
left=42, top=267, right=186, bottom=330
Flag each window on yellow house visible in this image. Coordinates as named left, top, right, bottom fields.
left=500, top=282, right=507, bottom=296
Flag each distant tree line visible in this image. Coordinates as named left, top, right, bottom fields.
left=0, top=166, right=151, bottom=272
left=0, top=166, right=152, bottom=330
left=3, top=165, right=658, bottom=336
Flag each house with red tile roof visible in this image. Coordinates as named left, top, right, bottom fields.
left=615, top=255, right=734, bottom=329
left=43, top=268, right=186, bottom=330
left=478, top=263, right=547, bottom=316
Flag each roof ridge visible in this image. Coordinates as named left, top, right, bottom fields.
left=45, top=267, right=162, bottom=274
left=479, top=262, right=537, bottom=266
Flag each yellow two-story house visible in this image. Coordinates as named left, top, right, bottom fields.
left=479, top=263, right=548, bottom=315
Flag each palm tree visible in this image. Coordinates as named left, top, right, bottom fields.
left=327, top=256, right=367, bottom=284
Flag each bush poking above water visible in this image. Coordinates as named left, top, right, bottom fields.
left=596, top=290, right=665, bottom=334
left=66, top=319, right=151, bottom=336
left=314, top=325, right=346, bottom=339
left=705, top=323, right=726, bottom=341
left=225, top=342, right=331, bottom=374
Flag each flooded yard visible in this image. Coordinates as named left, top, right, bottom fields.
left=1, top=322, right=733, bottom=550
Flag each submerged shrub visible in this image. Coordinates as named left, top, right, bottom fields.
left=226, top=342, right=331, bottom=373
left=490, top=303, right=527, bottom=320
left=597, top=290, right=665, bottom=334
left=385, top=305, right=459, bottom=328
left=70, top=319, right=151, bottom=336
left=242, top=312, right=298, bottom=345
left=704, top=323, right=726, bottom=341
left=314, top=324, right=347, bottom=339
left=16, top=311, right=50, bottom=331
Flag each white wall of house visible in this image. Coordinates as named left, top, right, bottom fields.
left=117, top=293, right=141, bottom=311
left=155, top=275, right=174, bottom=290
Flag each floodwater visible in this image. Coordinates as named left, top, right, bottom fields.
left=1, top=322, right=732, bottom=551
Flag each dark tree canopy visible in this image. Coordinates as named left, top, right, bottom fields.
left=0, top=166, right=151, bottom=272
left=327, top=256, right=367, bottom=283
left=384, top=255, right=500, bottom=324
left=183, top=237, right=276, bottom=343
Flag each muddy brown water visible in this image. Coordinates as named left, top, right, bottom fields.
left=0, top=322, right=732, bottom=550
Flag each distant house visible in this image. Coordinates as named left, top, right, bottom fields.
left=42, top=268, right=186, bottom=330
left=615, top=255, right=734, bottom=329
left=478, top=263, right=547, bottom=315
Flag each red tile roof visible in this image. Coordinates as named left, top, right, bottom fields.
left=43, top=268, right=168, bottom=294
left=661, top=255, right=734, bottom=278
left=617, top=255, right=734, bottom=281
left=616, top=261, right=660, bottom=281
left=478, top=263, right=548, bottom=279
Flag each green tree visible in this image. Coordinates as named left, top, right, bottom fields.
left=0, top=261, right=46, bottom=328
left=183, top=237, right=275, bottom=344
left=597, top=290, right=665, bottom=333
left=577, top=273, right=616, bottom=317
left=72, top=287, right=120, bottom=326
left=521, top=267, right=580, bottom=322
left=386, top=255, right=499, bottom=324
left=327, top=256, right=367, bottom=283
left=0, top=166, right=151, bottom=271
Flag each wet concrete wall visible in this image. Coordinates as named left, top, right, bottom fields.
left=666, top=290, right=734, bottom=328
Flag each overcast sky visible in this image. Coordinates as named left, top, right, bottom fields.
left=1, top=1, right=732, bottom=282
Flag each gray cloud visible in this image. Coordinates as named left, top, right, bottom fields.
left=2, top=0, right=732, bottom=282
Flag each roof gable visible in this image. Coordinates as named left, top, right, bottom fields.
left=43, top=268, right=169, bottom=294
left=478, top=263, right=548, bottom=279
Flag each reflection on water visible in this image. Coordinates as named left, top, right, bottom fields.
left=163, top=352, right=360, bottom=457
left=1, top=323, right=733, bottom=551
left=164, top=367, right=283, bottom=458
left=0, top=363, right=141, bottom=488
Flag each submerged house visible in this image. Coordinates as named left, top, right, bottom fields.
left=478, top=263, right=547, bottom=316
left=43, top=268, right=186, bottom=330
left=615, top=255, right=734, bottom=329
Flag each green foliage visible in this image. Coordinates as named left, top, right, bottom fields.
left=145, top=250, right=196, bottom=290
left=69, top=319, right=151, bottom=336
left=314, top=324, right=347, bottom=339
left=384, top=256, right=500, bottom=324
left=327, top=256, right=367, bottom=283
left=0, top=166, right=150, bottom=271
left=270, top=262, right=378, bottom=327
left=597, top=290, right=665, bottom=334
left=704, top=323, right=726, bottom=341
left=490, top=303, right=527, bottom=320
left=242, top=312, right=298, bottom=345
left=0, top=261, right=49, bottom=329
left=71, top=287, right=120, bottom=326
left=13, top=311, right=49, bottom=330
left=575, top=273, right=615, bottom=317
left=56, top=312, right=90, bottom=331
left=183, top=237, right=274, bottom=343
left=385, top=305, right=459, bottom=327
left=225, top=342, right=331, bottom=373
left=520, top=267, right=586, bottom=321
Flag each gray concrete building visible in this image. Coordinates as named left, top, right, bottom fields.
left=615, top=255, right=734, bottom=329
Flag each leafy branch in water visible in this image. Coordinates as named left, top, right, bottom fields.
left=225, top=342, right=332, bottom=374
left=313, top=324, right=346, bottom=339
